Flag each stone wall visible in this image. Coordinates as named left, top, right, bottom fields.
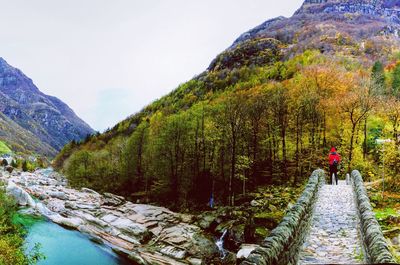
left=351, top=170, right=396, bottom=264
left=241, top=169, right=325, bottom=265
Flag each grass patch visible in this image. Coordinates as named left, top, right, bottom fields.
left=0, top=141, right=11, bottom=155
left=255, top=227, right=269, bottom=238
left=375, top=208, right=399, bottom=221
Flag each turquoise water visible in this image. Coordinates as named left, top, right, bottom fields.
left=23, top=219, right=131, bottom=265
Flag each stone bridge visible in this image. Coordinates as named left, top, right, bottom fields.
left=241, top=170, right=396, bottom=265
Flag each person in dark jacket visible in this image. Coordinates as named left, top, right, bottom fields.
left=328, top=147, right=341, bottom=185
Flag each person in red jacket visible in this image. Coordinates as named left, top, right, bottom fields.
left=328, top=147, right=341, bottom=185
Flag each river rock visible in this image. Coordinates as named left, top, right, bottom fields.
left=101, top=213, right=120, bottom=223
left=46, top=199, right=65, bottom=213
left=189, top=233, right=219, bottom=257
left=237, top=244, right=259, bottom=259
left=65, top=201, right=77, bottom=210
left=103, top=192, right=125, bottom=206
left=197, top=212, right=218, bottom=229
left=76, top=203, right=100, bottom=210
left=6, top=168, right=219, bottom=264
left=159, top=245, right=187, bottom=260
left=74, top=211, right=109, bottom=228
left=118, top=234, right=140, bottom=245
left=111, top=218, right=149, bottom=238
left=250, top=200, right=261, bottom=207
left=187, top=257, right=202, bottom=265
left=179, top=213, right=194, bottom=223
left=50, top=215, right=83, bottom=229
left=81, top=187, right=100, bottom=196
left=6, top=181, right=36, bottom=207
left=129, top=250, right=188, bottom=265
left=47, top=191, right=67, bottom=200
left=5, top=165, right=13, bottom=173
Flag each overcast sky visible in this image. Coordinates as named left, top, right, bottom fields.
left=0, top=0, right=303, bottom=131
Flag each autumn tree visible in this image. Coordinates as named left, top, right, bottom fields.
left=340, top=83, right=374, bottom=173
left=392, top=64, right=400, bottom=97
left=215, top=91, right=247, bottom=205
left=269, top=83, right=289, bottom=181
left=383, top=97, right=400, bottom=145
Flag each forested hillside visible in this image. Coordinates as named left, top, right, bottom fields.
left=54, top=0, right=400, bottom=210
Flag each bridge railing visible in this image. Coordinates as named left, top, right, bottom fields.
left=351, top=170, right=396, bottom=264
left=241, top=169, right=325, bottom=265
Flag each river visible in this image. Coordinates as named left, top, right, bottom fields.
left=16, top=214, right=131, bottom=265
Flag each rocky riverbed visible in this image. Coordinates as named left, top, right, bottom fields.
left=1, top=168, right=219, bottom=264
left=0, top=168, right=302, bottom=264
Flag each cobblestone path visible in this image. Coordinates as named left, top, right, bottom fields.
left=298, top=180, right=365, bottom=264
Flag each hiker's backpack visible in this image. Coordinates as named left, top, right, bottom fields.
left=333, top=158, right=338, bottom=167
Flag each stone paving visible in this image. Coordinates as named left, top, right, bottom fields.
left=298, top=180, right=366, bottom=264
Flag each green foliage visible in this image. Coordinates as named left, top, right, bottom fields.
left=0, top=189, right=44, bottom=264
left=56, top=48, right=400, bottom=209
left=375, top=208, right=399, bottom=221
left=64, top=150, right=93, bottom=188
left=371, top=61, right=386, bottom=95
left=10, top=160, right=17, bottom=168
left=20, top=160, right=35, bottom=172
left=392, top=64, right=400, bottom=97
left=209, top=38, right=282, bottom=72
left=0, top=141, right=11, bottom=155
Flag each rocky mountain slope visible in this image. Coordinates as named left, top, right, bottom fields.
left=0, top=58, right=94, bottom=156
left=236, top=0, right=400, bottom=42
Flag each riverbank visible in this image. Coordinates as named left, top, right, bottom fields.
left=1, top=168, right=217, bottom=264
left=15, top=214, right=130, bottom=265
left=0, top=189, right=36, bottom=264
left=1, top=167, right=303, bottom=264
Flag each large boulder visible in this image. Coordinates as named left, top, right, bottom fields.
left=111, top=217, right=150, bottom=242
left=237, top=244, right=259, bottom=259
left=197, top=212, right=219, bottom=230
left=49, top=215, right=83, bottom=229
left=103, top=192, right=125, bottom=206
left=5, top=165, right=13, bottom=173
left=47, top=191, right=67, bottom=200
left=6, top=181, right=35, bottom=207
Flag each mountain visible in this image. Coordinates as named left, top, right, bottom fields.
left=54, top=0, right=400, bottom=207
left=0, top=58, right=94, bottom=156
left=235, top=0, right=400, bottom=44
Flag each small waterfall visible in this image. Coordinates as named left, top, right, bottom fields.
left=215, top=229, right=228, bottom=259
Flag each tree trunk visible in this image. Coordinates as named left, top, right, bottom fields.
left=348, top=123, right=357, bottom=173
left=363, top=117, right=367, bottom=160
left=294, top=111, right=300, bottom=185
left=230, top=127, right=236, bottom=206
left=323, top=112, right=327, bottom=148
left=281, top=125, right=287, bottom=181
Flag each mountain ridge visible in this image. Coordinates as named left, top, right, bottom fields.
left=231, top=0, right=400, bottom=50
left=0, top=57, right=94, bottom=156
